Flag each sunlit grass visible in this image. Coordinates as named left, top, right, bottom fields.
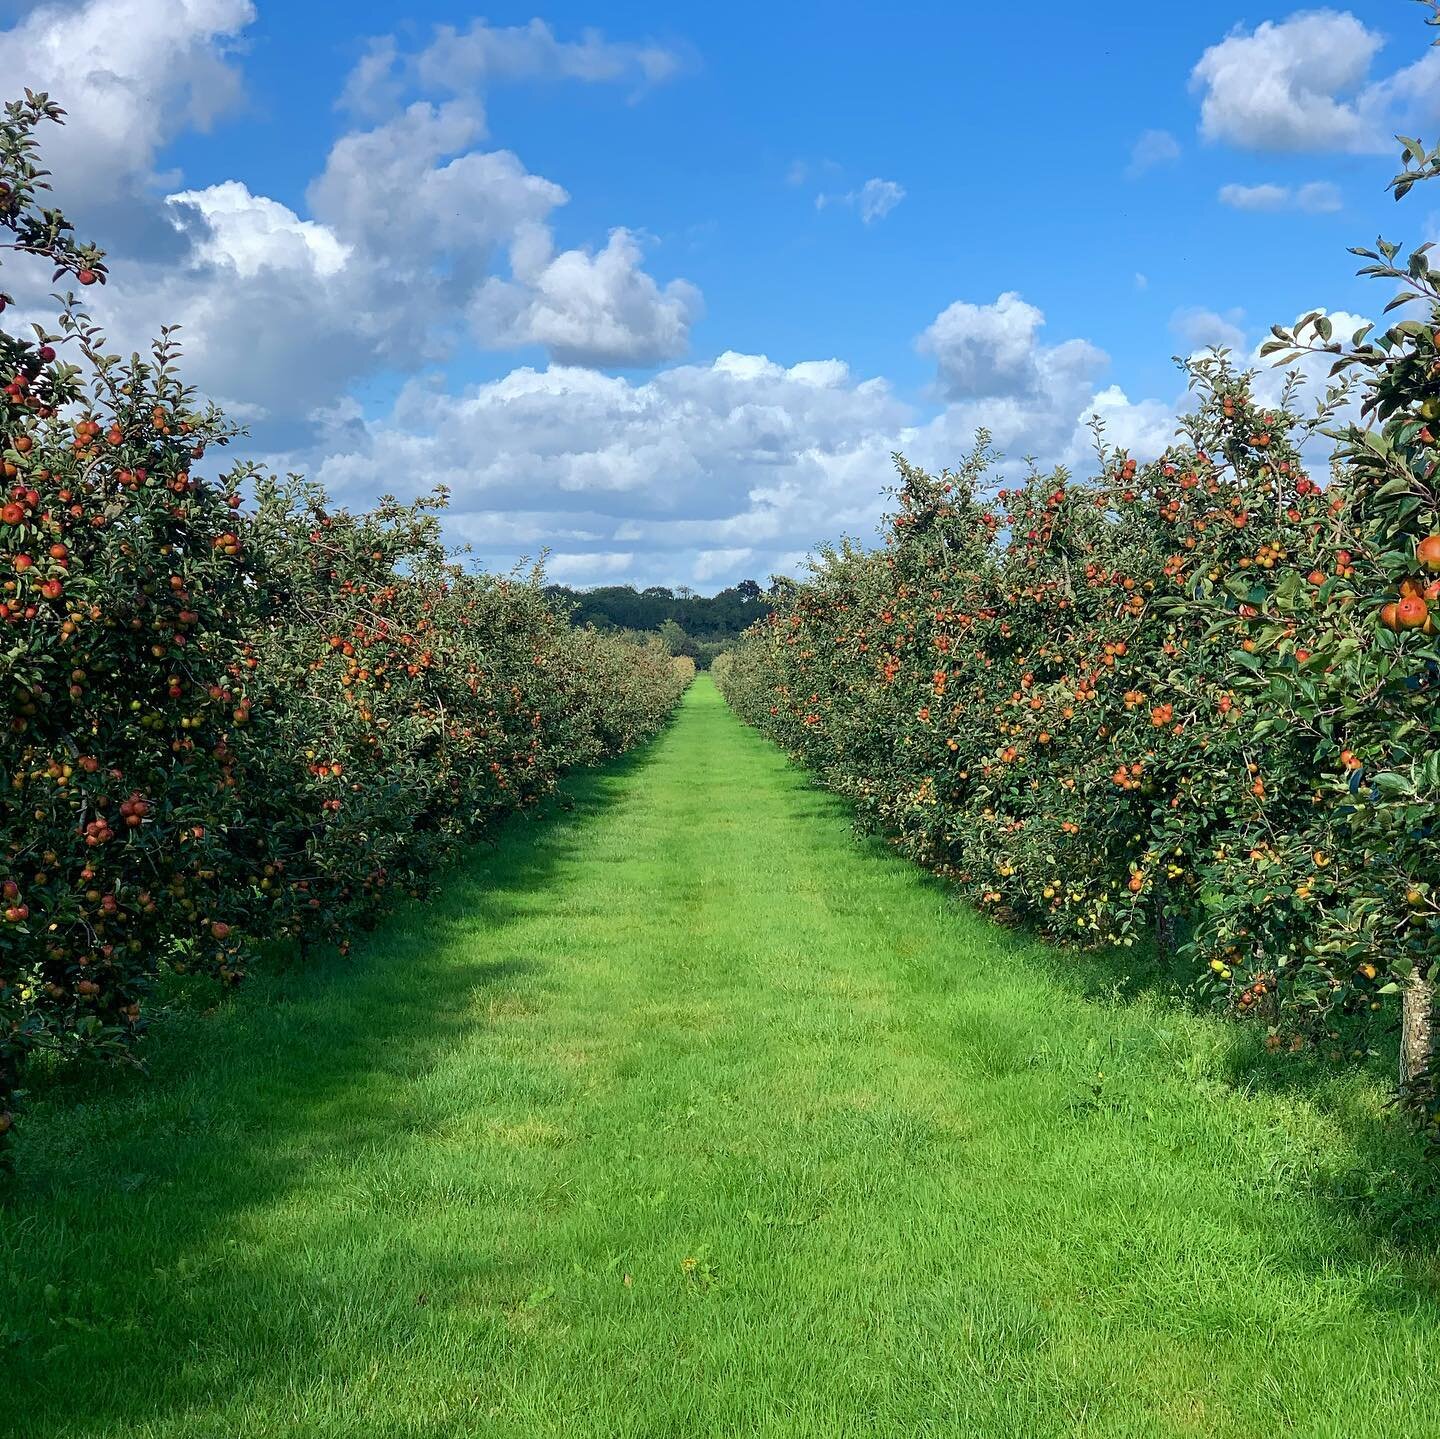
left=3, top=677, right=1439, bottom=1437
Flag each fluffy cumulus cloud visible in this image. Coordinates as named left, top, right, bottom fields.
left=473, top=225, right=703, bottom=366
left=1061, top=386, right=1178, bottom=470
left=1218, top=180, right=1341, bottom=213
left=919, top=293, right=1106, bottom=406
left=916, top=296, right=1168, bottom=478
left=308, top=354, right=911, bottom=521
left=69, top=185, right=383, bottom=420
left=1191, top=10, right=1440, bottom=155
left=169, top=182, right=350, bottom=279
left=288, top=351, right=911, bottom=589
left=1243, top=307, right=1374, bottom=473
left=21, top=121, right=537, bottom=423
left=0, top=0, right=255, bottom=199
left=289, top=296, right=1182, bottom=590
left=306, top=102, right=566, bottom=264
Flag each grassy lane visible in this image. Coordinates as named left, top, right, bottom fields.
left=3, top=677, right=1440, bottom=1437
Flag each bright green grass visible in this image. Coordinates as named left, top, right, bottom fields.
left=4, top=677, right=1440, bottom=1438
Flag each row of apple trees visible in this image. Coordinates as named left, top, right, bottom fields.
left=0, top=95, right=688, bottom=1156
left=717, top=40, right=1440, bottom=1124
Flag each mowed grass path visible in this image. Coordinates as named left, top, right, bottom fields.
left=4, top=678, right=1440, bottom=1438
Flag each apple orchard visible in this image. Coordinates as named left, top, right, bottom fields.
left=5, top=63, right=1440, bottom=1166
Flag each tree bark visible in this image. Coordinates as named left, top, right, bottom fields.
left=1400, top=970, right=1434, bottom=1087
left=1152, top=892, right=1175, bottom=965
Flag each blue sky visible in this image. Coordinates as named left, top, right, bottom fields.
left=1, top=1, right=1437, bottom=588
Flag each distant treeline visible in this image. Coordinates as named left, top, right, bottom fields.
left=545, top=581, right=775, bottom=668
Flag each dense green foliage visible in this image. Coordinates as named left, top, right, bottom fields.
left=4, top=680, right=1438, bottom=1438
left=719, top=116, right=1440, bottom=1126
left=546, top=580, right=773, bottom=666
left=0, top=96, right=686, bottom=1155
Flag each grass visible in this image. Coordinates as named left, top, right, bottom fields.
left=4, top=676, right=1440, bottom=1437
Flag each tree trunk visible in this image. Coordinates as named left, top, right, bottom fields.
left=1152, top=892, right=1175, bottom=965
left=1400, top=970, right=1434, bottom=1087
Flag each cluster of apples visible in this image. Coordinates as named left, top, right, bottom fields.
left=1380, top=535, right=1440, bottom=632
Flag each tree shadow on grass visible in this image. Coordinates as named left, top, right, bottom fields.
left=981, top=911, right=1440, bottom=1252
left=0, top=740, right=663, bottom=1435
left=776, top=762, right=1440, bottom=1266
left=1035, top=935, right=1440, bottom=1243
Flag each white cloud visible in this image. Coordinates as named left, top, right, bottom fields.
left=1291, top=308, right=1370, bottom=349
left=856, top=178, right=906, bottom=223
left=291, top=353, right=910, bottom=589
left=294, top=297, right=1181, bottom=589
left=543, top=551, right=638, bottom=583
left=446, top=511, right=607, bottom=549
left=168, top=182, right=350, bottom=279
left=0, top=0, right=255, bottom=199
left=920, top=292, right=1044, bottom=398
left=1127, top=129, right=1181, bottom=177
left=817, top=176, right=907, bottom=223
left=426, top=18, right=682, bottom=91
left=1383, top=40, right=1440, bottom=130
left=473, top=226, right=702, bottom=366
left=78, top=187, right=387, bottom=417
left=1066, top=386, right=1177, bottom=466
left=1250, top=306, right=1370, bottom=403
left=13, top=138, right=508, bottom=420
left=1291, top=180, right=1344, bottom=214
left=694, top=547, right=755, bottom=583
left=1171, top=306, right=1247, bottom=353
left=308, top=101, right=566, bottom=262
left=1219, top=182, right=1288, bottom=211
left=1191, top=10, right=1440, bottom=155
left=1218, top=180, right=1342, bottom=213
left=1247, top=307, right=1372, bottom=471
left=310, top=354, right=908, bottom=515
left=342, top=18, right=684, bottom=118
left=1192, top=11, right=1383, bottom=152
left=306, top=86, right=698, bottom=373
left=918, top=292, right=1106, bottom=407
